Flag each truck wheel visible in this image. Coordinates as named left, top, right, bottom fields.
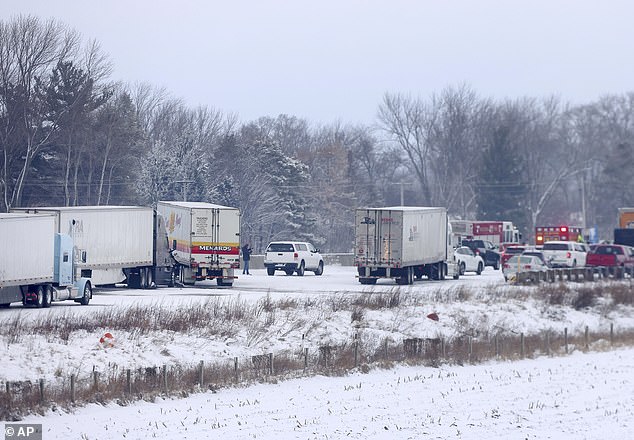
left=34, top=286, right=45, bottom=308
left=359, top=277, right=377, bottom=285
left=216, top=278, right=233, bottom=287
left=476, top=262, right=483, bottom=275
left=267, top=267, right=275, bottom=276
left=43, top=285, right=53, bottom=308
left=146, top=268, right=154, bottom=289
left=140, top=268, right=148, bottom=289
left=296, top=261, right=305, bottom=276
left=314, top=261, right=324, bottom=276
left=79, top=282, right=91, bottom=306
left=285, top=268, right=294, bottom=276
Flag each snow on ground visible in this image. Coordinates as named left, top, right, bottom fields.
left=20, top=348, right=634, bottom=439
left=1, top=266, right=633, bottom=383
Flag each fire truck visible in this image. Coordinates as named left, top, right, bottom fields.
left=450, top=220, right=521, bottom=247
left=535, top=226, right=583, bottom=245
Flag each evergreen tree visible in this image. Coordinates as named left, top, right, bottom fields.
left=476, top=126, right=526, bottom=223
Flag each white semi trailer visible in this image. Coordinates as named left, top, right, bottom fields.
left=0, top=213, right=92, bottom=307
left=354, top=206, right=459, bottom=285
left=11, top=206, right=174, bottom=288
left=157, top=201, right=241, bottom=286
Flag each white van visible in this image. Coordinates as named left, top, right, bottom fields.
left=541, top=241, right=587, bottom=268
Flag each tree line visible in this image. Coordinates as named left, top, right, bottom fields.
left=1, top=16, right=633, bottom=251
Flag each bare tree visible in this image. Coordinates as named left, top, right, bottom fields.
left=0, top=15, right=80, bottom=210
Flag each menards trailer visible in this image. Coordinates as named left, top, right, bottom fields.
left=355, top=206, right=458, bottom=285
left=11, top=206, right=173, bottom=288
left=157, top=201, right=241, bottom=286
left=0, top=213, right=92, bottom=308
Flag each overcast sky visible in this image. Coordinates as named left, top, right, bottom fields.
left=3, top=1, right=634, bottom=125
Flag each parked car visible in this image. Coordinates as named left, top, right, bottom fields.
left=541, top=241, right=587, bottom=268
left=454, top=246, right=485, bottom=275
left=461, top=239, right=501, bottom=269
left=264, top=241, right=324, bottom=276
left=586, top=244, right=634, bottom=268
left=501, top=245, right=528, bottom=266
left=502, top=255, right=549, bottom=282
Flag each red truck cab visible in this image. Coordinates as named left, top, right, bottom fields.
left=586, top=244, right=634, bottom=268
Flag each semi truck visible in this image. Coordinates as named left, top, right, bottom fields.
left=617, top=208, right=634, bottom=229
left=354, top=206, right=458, bottom=285
left=157, top=201, right=241, bottom=286
left=0, top=213, right=92, bottom=308
left=614, top=208, right=634, bottom=247
left=11, top=206, right=174, bottom=289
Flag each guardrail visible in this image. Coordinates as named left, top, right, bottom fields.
left=510, top=266, right=634, bottom=285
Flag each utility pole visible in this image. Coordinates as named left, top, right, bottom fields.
left=175, top=180, right=193, bottom=202
left=393, top=181, right=414, bottom=206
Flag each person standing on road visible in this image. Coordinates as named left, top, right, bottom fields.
left=241, top=243, right=252, bottom=275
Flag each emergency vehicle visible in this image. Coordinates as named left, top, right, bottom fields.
left=535, top=226, right=583, bottom=246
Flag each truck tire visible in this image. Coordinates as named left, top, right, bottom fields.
left=296, top=261, right=305, bottom=276
left=79, top=282, right=91, bottom=306
left=460, top=262, right=465, bottom=275
left=359, top=277, right=377, bottom=285
left=216, top=278, right=233, bottom=287
left=140, top=268, right=148, bottom=289
left=34, top=285, right=45, bottom=308
left=476, top=262, right=483, bottom=275
left=43, top=285, right=53, bottom=308
left=267, top=267, right=275, bottom=276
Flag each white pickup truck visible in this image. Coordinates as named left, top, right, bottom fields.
left=264, top=241, right=324, bottom=276
left=541, top=241, right=587, bottom=268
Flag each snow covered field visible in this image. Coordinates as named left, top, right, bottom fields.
left=2, top=265, right=634, bottom=438
left=20, top=348, right=634, bottom=439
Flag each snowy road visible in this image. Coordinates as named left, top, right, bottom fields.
left=0, top=265, right=505, bottom=317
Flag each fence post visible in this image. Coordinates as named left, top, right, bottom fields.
left=162, top=364, right=168, bottom=394
left=268, top=353, right=273, bottom=376
left=127, top=369, right=132, bottom=395
left=93, top=370, right=99, bottom=391
left=70, top=374, right=76, bottom=403
left=520, top=333, right=524, bottom=359
left=304, top=348, right=308, bottom=370
left=354, top=334, right=358, bottom=368
left=441, top=338, right=446, bottom=359
left=584, top=326, right=589, bottom=351
left=610, top=323, right=614, bottom=346
left=384, top=338, right=389, bottom=361
left=199, top=361, right=204, bottom=387
left=564, top=328, right=568, bottom=354
left=546, top=333, right=550, bottom=356
left=495, top=335, right=499, bottom=358
left=234, top=357, right=239, bottom=383
left=39, top=379, right=45, bottom=404
left=468, top=336, right=473, bottom=362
